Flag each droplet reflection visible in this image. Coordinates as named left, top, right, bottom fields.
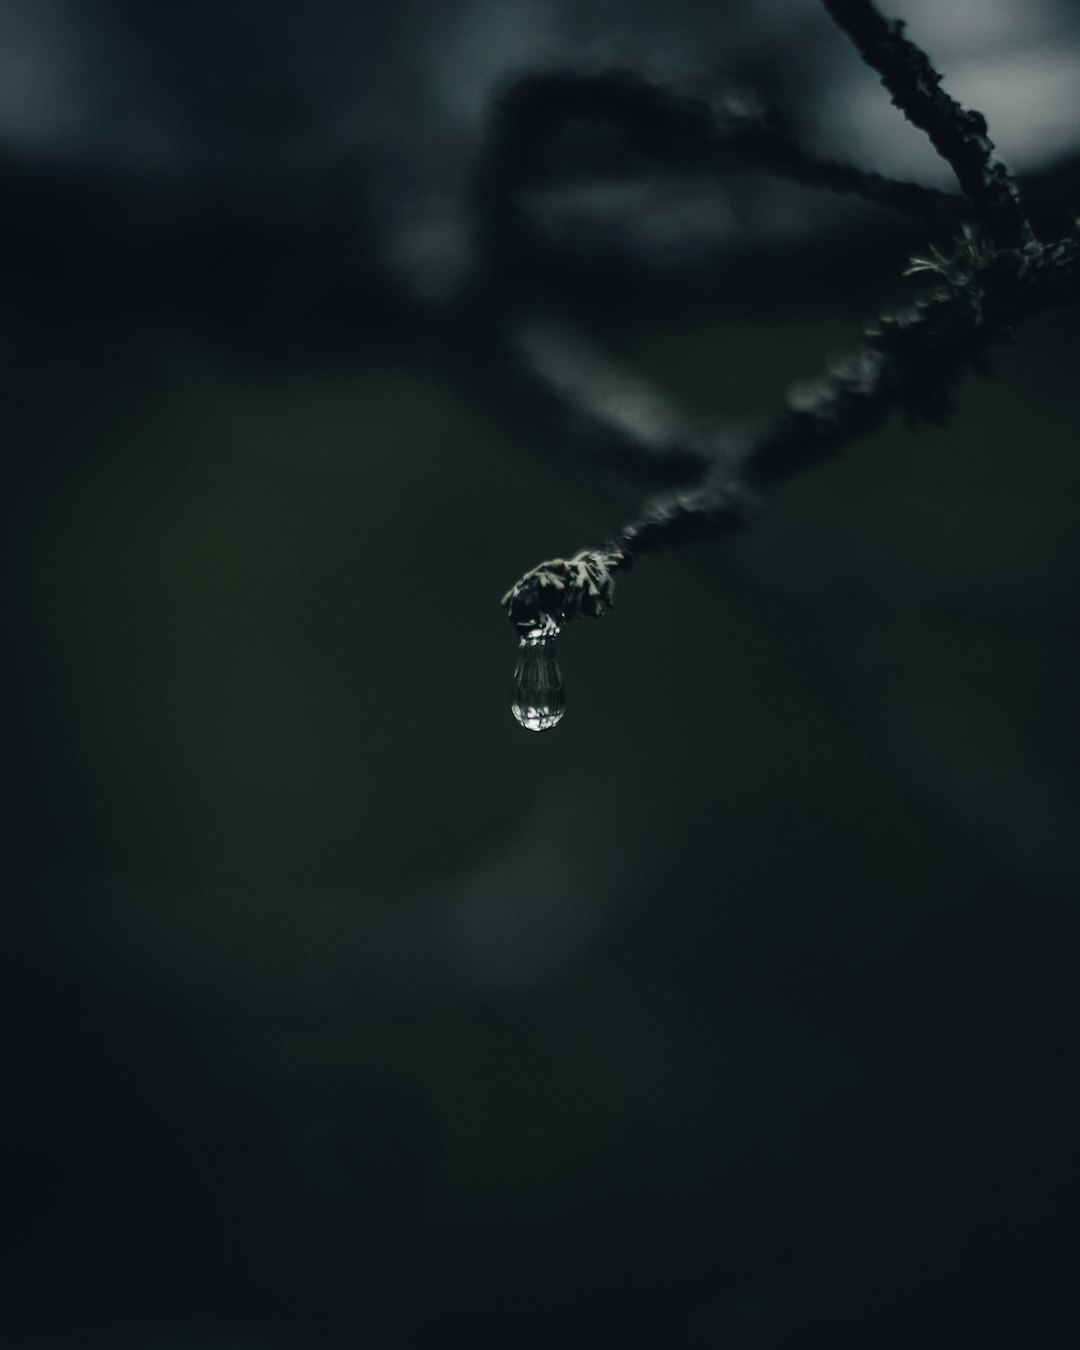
left=512, top=621, right=565, bottom=731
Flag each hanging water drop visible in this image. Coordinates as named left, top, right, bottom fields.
left=502, top=547, right=626, bottom=731
left=511, top=617, right=565, bottom=731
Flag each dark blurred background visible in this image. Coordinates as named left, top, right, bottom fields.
left=6, top=1, right=1080, bottom=1346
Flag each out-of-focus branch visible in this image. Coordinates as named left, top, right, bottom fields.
left=507, top=318, right=724, bottom=481
left=471, top=64, right=964, bottom=497
left=504, top=225, right=1080, bottom=629
left=501, top=3, right=1070, bottom=634
left=480, top=68, right=958, bottom=220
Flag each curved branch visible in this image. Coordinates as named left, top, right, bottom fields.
left=503, top=223, right=1080, bottom=628
left=472, top=63, right=964, bottom=498
left=507, top=318, right=723, bottom=481
left=502, top=2, right=1058, bottom=637
left=481, top=67, right=957, bottom=220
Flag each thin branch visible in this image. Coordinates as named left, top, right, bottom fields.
left=480, top=67, right=956, bottom=221
left=502, top=3, right=1060, bottom=635
left=504, top=6, right=1080, bottom=642
left=472, top=64, right=963, bottom=499
left=739, top=135, right=957, bottom=219
left=821, top=0, right=1035, bottom=249
left=508, top=318, right=721, bottom=482
left=503, top=222, right=1080, bottom=627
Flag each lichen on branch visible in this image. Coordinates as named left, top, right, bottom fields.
left=501, top=546, right=630, bottom=632
left=501, top=0, right=1077, bottom=629
left=821, top=0, right=1035, bottom=249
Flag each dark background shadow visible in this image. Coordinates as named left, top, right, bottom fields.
left=6, top=1, right=1080, bottom=1346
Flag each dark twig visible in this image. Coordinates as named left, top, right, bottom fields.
left=474, top=63, right=961, bottom=499
left=502, top=4, right=1070, bottom=635
left=617, top=230, right=1079, bottom=542
left=737, top=134, right=956, bottom=219
left=505, top=227, right=1080, bottom=628
left=481, top=68, right=957, bottom=222
left=821, top=0, right=1035, bottom=249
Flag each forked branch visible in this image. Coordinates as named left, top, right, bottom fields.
left=502, top=0, right=1073, bottom=635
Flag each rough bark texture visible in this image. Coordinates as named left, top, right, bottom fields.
left=822, top=0, right=1034, bottom=249
left=504, top=0, right=1076, bottom=629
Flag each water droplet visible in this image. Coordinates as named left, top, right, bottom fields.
left=512, top=622, right=565, bottom=732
